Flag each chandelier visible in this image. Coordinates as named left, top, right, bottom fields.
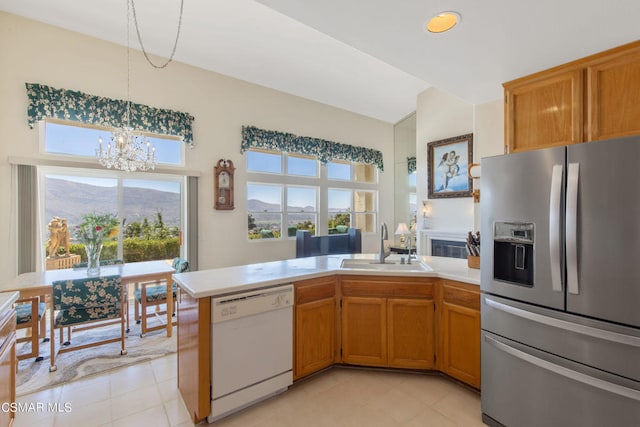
left=97, top=127, right=155, bottom=172
left=96, top=0, right=184, bottom=172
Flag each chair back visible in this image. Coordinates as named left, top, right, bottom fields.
left=51, top=275, right=123, bottom=311
left=73, top=259, right=123, bottom=269
left=172, top=257, right=190, bottom=273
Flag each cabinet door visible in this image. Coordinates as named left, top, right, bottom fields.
left=341, top=296, right=387, bottom=366
left=387, top=298, right=435, bottom=369
left=586, top=48, right=640, bottom=141
left=504, top=69, right=583, bottom=153
left=295, top=297, right=335, bottom=379
left=0, top=310, right=16, bottom=427
left=441, top=302, right=481, bottom=388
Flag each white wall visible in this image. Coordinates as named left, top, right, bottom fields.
left=473, top=99, right=505, bottom=230
left=416, top=87, right=474, bottom=233
left=0, top=12, right=394, bottom=280
left=415, top=88, right=504, bottom=251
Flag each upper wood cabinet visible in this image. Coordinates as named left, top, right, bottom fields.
left=586, top=47, right=640, bottom=141
left=504, top=40, right=640, bottom=152
left=505, top=70, right=583, bottom=153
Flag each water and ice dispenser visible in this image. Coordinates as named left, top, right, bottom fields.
left=493, top=222, right=534, bottom=287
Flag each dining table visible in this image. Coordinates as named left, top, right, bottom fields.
left=1, top=260, right=176, bottom=338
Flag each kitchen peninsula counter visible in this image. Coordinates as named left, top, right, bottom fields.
left=174, top=254, right=481, bottom=424
left=173, top=254, right=480, bottom=298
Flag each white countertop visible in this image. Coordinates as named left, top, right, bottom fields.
left=0, top=291, right=20, bottom=316
left=174, top=254, right=480, bottom=298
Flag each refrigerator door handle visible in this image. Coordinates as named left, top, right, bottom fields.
left=566, top=163, right=580, bottom=294
left=484, top=334, right=640, bottom=402
left=549, top=164, right=563, bottom=292
left=484, top=297, right=640, bottom=347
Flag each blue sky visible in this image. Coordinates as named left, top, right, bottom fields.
left=45, top=122, right=182, bottom=165
left=50, top=175, right=181, bottom=193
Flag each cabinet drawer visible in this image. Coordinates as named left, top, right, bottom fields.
left=442, top=281, right=480, bottom=310
left=295, top=276, right=336, bottom=305
left=341, top=276, right=435, bottom=299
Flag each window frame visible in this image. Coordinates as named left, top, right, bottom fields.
left=245, top=149, right=378, bottom=240
left=38, top=165, right=186, bottom=268
left=39, top=119, right=186, bottom=168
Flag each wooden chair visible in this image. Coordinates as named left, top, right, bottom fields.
left=49, top=275, right=127, bottom=372
left=14, top=297, right=47, bottom=362
left=134, top=258, right=189, bottom=337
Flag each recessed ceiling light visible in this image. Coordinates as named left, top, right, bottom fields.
left=426, top=11, right=461, bottom=33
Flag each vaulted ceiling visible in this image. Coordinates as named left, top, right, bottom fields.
left=1, top=0, right=638, bottom=123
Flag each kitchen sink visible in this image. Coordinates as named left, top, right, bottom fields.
left=340, top=258, right=431, bottom=272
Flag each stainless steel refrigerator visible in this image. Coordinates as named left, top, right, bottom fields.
left=480, top=136, right=640, bottom=427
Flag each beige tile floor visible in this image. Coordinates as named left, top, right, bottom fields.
left=14, top=356, right=483, bottom=427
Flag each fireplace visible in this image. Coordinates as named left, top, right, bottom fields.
left=431, top=239, right=467, bottom=259
left=420, top=229, right=468, bottom=259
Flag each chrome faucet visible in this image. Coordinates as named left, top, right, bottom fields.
left=406, top=233, right=413, bottom=264
left=378, top=222, right=391, bottom=263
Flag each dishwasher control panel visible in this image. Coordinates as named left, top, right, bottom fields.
left=211, top=284, right=293, bottom=323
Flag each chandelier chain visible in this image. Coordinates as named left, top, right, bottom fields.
left=131, top=0, right=184, bottom=69
left=94, top=0, right=158, bottom=173
left=126, top=0, right=131, bottom=127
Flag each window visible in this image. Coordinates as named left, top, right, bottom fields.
left=43, top=121, right=184, bottom=166
left=247, top=184, right=282, bottom=239
left=287, top=186, right=317, bottom=237
left=38, top=121, right=186, bottom=268
left=246, top=150, right=282, bottom=174
left=328, top=189, right=377, bottom=233
left=41, top=169, right=184, bottom=266
left=246, top=149, right=378, bottom=239
left=327, top=160, right=377, bottom=183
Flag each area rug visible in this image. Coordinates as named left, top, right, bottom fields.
left=16, top=314, right=176, bottom=397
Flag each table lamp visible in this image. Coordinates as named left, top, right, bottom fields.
left=395, top=223, right=410, bottom=248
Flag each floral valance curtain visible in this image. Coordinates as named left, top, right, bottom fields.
left=241, top=125, right=384, bottom=171
left=25, top=83, right=195, bottom=146
left=407, top=156, right=416, bottom=174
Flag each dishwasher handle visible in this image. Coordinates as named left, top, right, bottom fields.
left=212, top=284, right=294, bottom=323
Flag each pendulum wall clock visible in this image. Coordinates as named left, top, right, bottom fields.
left=214, top=159, right=235, bottom=210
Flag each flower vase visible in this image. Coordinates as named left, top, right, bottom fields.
left=85, top=243, right=103, bottom=276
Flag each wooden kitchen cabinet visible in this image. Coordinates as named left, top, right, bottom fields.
left=586, top=47, right=640, bottom=141
left=176, top=289, right=210, bottom=424
left=341, top=276, right=436, bottom=369
left=439, top=280, right=481, bottom=388
left=0, top=309, right=17, bottom=427
left=294, top=276, right=337, bottom=380
left=341, top=296, right=387, bottom=366
left=504, top=69, right=583, bottom=153
left=504, top=40, right=640, bottom=152
left=388, top=298, right=435, bottom=369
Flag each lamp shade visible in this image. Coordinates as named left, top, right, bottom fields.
left=395, top=223, right=410, bottom=235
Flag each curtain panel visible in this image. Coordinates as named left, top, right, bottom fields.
left=25, top=83, right=195, bottom=146
left=241, top=125, right=384, bottom=171
left=407, top=156, right=416, bottom=174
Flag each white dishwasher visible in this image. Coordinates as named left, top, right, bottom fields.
left=209, top=284, right=293, bottom=423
